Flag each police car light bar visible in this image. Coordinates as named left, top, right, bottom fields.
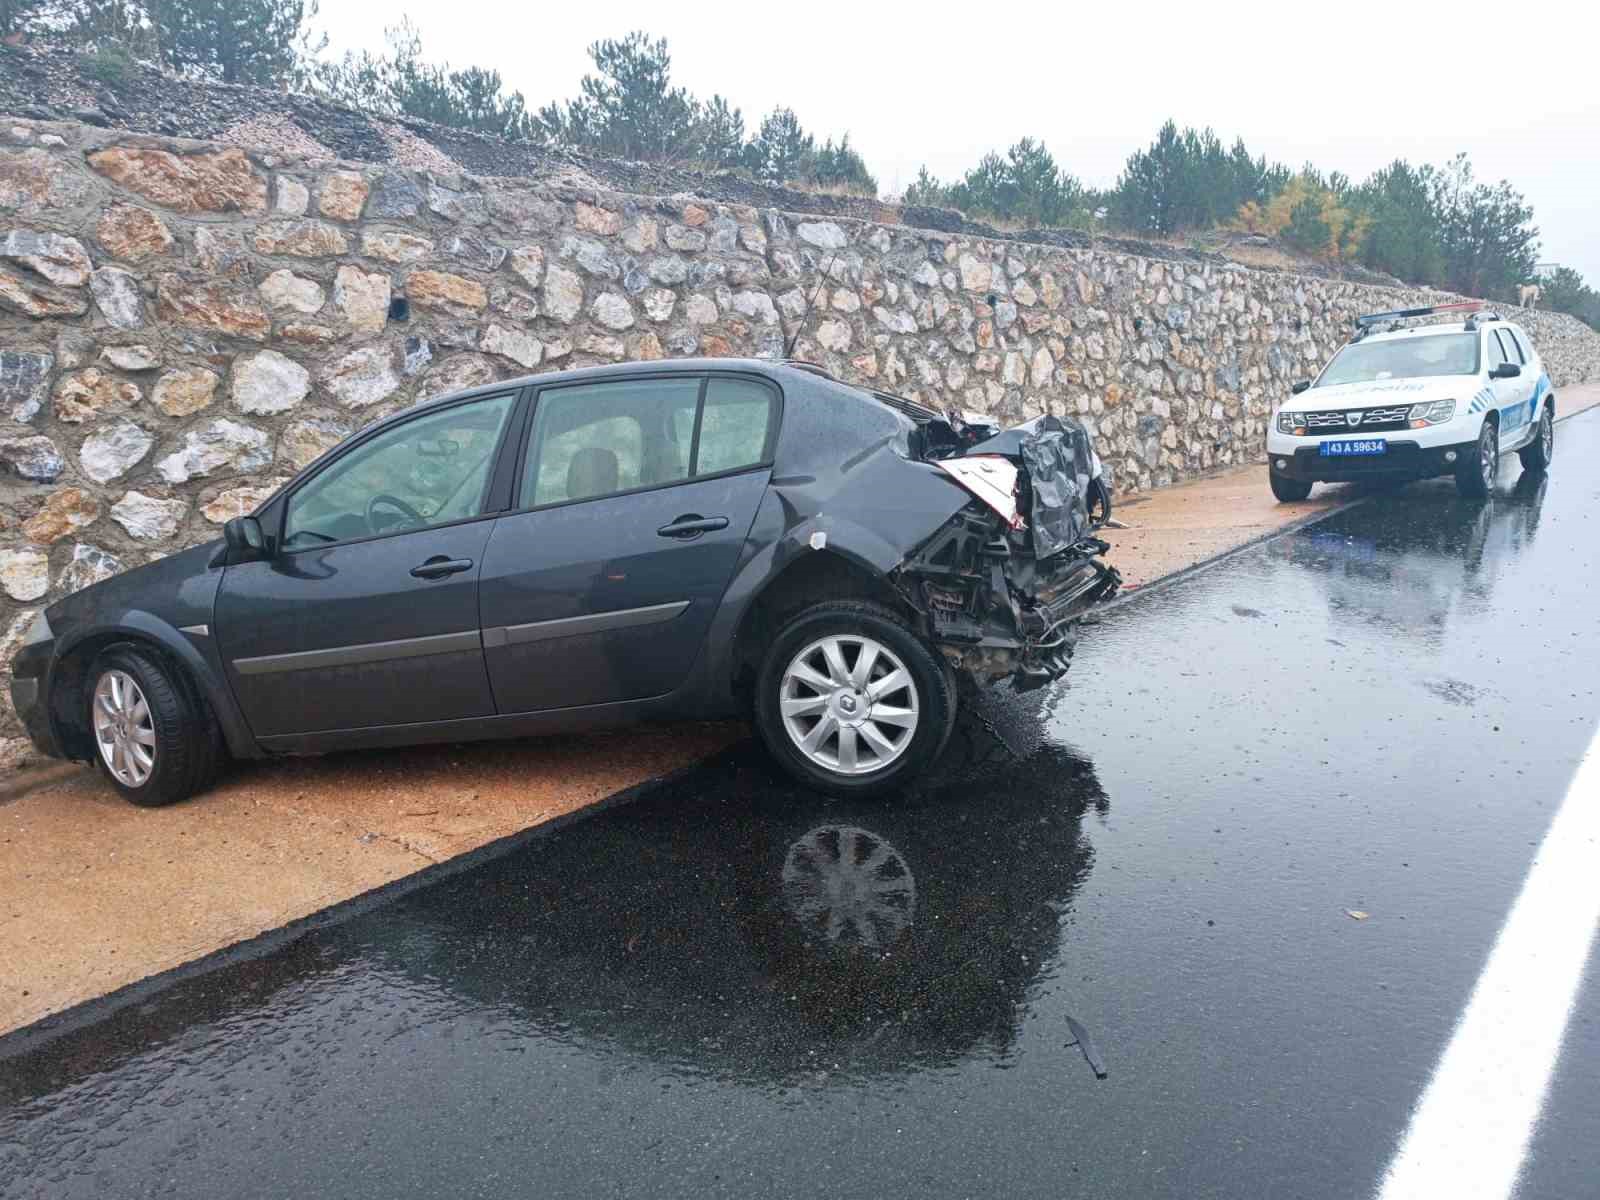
left=1355, top=300, right=1484, bottom=327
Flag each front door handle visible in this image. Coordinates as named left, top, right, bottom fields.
left=410, top=556, right=474, bottom=579
left=657, top=514, right=729, bottom=539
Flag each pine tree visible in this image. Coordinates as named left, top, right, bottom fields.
left=314, top=19, right=534, bottom=139
left=1110, top=120, right=1188, bottom=234
left=539, top=32, right=700, bottom=162
left=900, top=140, right=1085, bottom=227
left=1427, top=154, right=1538, bottom=297
left=1355, top=160, right=1443, bottom=283
left=1539, top=267, right=1599, bottom=330
left=162, top=0, right=316, bottom=85
left=1282, top=195, right=1331, bottom=255
left=696, top=95, right=746, bottom=170
left=533, top=30, right=875, bottom=190
left=903, top=165, right=947, bottom=207
left=746, top=107, right=813, bottom=184
left=808, top=133, right=876, bottom=195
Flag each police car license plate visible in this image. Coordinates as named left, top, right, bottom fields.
left=1320, top=438, right=1387, bottom=457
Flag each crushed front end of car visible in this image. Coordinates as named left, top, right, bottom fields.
left=884, top=402, right=1122, bottom=691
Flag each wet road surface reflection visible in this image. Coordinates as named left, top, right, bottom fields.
left=0, top=720, right=1109, bottom=1091
left=4, top=414, right=1599, bottom=1199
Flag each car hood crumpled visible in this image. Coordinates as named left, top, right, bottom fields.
left=1012, top=417, right=1100, bottom=559
left=954, top=415, right=1103, bottom=559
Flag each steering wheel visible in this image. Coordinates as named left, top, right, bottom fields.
left=366, top=493, right=427, bottom=535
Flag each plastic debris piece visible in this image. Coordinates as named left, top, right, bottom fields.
left=1065, top=1015, right=1108, bottom=1079
left=1346, top=909, right=1370, bottom=921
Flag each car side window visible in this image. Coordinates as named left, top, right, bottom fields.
left=1504, top=328, right=1528, bottom=364
left=1486, top=332, right=1508, bottom=370
left=283, top=393, right=515, bottom=549
left=695, top=378, right=777, bottom=476
left=524, top=379, right=701, bottom=506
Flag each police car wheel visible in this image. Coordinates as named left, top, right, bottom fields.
left=1455, top=421, right=1497, bottom=498
left=1269, top=472, right=1313, bottom=502
left=1518, top=406, right=1553, bottom=473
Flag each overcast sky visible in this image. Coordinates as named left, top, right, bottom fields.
left=317, top=0, right=1599, bottom=285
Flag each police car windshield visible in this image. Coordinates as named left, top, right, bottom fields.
left=1317, top=333, right=1480, bottom=386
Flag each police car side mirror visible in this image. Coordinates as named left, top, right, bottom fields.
left=1491, top=362, right=1521, bottom=379
left=1290, top=380, right=1311, bottom=395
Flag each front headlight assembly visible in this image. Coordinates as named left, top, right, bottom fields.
left=1276, top=411, right=1307, bottom=434
left=1408, top=400, right=1455, bottom=427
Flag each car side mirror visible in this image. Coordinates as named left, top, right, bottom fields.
left=1491, top=362, right=1521, bottom=379
left=1291, top=380, right=1311, bottom=395
left=223, top=515, right=267, bottom=561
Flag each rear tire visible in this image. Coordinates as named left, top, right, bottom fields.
left=1455, top=420, right=1498, bottom=498
left=1518, top=406, right=1553, bottom=473
left=755, top=601, right=954, bottom=798
left=87, top=647, right=222, bottom=807
left=1269, top=472, right=1313, bottom=502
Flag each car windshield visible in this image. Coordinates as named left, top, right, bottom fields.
left=1316, top=333, right=1479, bottom=386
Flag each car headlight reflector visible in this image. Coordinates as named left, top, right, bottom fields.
left=1408, top=400, right=1455, bottom=428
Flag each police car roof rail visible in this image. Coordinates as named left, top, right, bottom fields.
left=1352, top=299, right=1487, bottom=340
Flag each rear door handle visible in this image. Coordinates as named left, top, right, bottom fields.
left=657, top=515, right=729, bottom=539
left=410, top=556, right=474, bottom=579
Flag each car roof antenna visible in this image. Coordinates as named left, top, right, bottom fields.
left=783, top=251, right=839, bottom=359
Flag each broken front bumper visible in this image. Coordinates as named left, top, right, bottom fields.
left=9, top=632, right=61, bottom=759
left=893, top=508, right=1121, bottom=691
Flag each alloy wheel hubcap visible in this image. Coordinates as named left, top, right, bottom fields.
left=779, top=634, right=919, bottom=776
left=1481, top=426, right=1497, bottom=485
left=1543, top=414, right=1553, bottom=458
left=93, top=669, right=156, bottom=787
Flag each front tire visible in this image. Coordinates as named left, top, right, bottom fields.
left=88, top=648, right=222, bottom=807
left=755, top=601, right=954, bottom=798
left=1456, top=420, right=1498, bottom=498
left=1518, top=405, right=1553, bottom=473
left=1269, top=472, right=1313, bottom=502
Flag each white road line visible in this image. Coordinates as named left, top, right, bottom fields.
left=1377, top=727, right=1600, bottom=1200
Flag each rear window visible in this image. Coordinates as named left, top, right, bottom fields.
left=520, top=375, right=778, bottom=509
left=1317, top=334, right=1480, bottom=386
left=696, top=378, right=777, bottom=475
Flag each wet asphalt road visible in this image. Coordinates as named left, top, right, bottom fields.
left=4, top=413, right=1599, bottom=1200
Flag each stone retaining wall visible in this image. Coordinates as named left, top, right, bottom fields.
left=3, top=118, right=1600, bottom=751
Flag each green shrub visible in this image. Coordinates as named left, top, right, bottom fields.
left=76, top=44, right=136, bottom=86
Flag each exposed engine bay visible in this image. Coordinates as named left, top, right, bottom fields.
left=886, top=401, right=1122, bottom=690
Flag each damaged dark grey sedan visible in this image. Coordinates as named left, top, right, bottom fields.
left=9, top=359, right=1119, bottom=805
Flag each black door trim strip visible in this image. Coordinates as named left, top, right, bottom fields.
left=481, top=600, right=691, bottom=649
left=232, top=629, right=483, bottom=676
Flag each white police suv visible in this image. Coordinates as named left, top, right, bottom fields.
left=1267, top=301, right=1555, bottom=500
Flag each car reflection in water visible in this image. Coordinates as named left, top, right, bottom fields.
left=0, top=700, right=1110, bottom=1142
left=1270, top=471, right=1548, bottom=642
left=352, top=701, right=1111, bottom=1083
